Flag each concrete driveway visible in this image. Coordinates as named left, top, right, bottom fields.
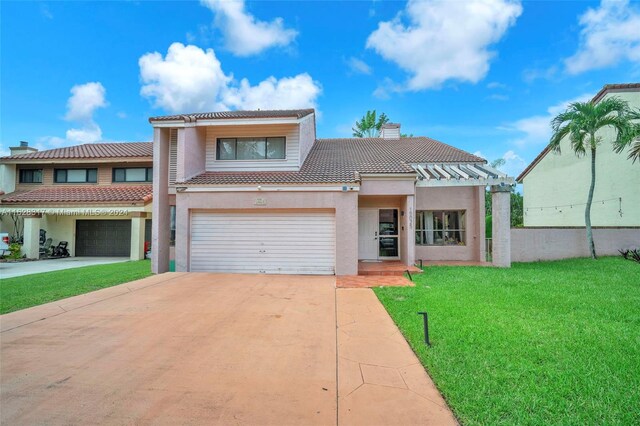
left=0, top=273, right=455, bottom=425
left=0, top=256, right=129, bottom=279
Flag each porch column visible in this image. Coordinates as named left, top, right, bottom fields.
left=491, top=185, right=511, bottom=267
left=22, top=214, right=41, bottom=259
left=152, top=127, right=171, bottom=274
left=130, top=212, right=147, bottom=261
left=402, top=195, right=415, bottom=266
left=335, top=191, right=358, bottom=275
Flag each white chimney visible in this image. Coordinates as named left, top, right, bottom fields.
left=10, top=141, right=38, bottom=156
left=380, top=123, right=401, bottom=140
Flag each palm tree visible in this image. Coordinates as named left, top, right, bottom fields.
left=613, top=108, right=640, bottom=163
left=549, top=97, right=635, bottom=259
left=352, top=110, right=389, bottom=137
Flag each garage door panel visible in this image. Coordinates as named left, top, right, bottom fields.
left=190, top=211, right=335, bottom=274
left=75, top=220, right=131, bottom=257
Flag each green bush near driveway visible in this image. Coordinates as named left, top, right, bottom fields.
left=1, top=260, right=152, bottom=314
left=375, top=257, right=640, bottom=425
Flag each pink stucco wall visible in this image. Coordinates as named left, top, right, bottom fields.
left=175, top=190, right=359, bottom=275
left=414, top=186, right=485, bottom=262
left=178, top=126, right=207, bottom=182
left=511, top=227, right=640, bottom=262
left=359, top=179, right=415, bottom=196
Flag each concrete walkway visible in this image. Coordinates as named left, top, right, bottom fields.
left=0, top=256, right=130, bottom=279
left=0, top=273, right=456, bottom=425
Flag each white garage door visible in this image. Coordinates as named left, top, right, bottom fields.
left=190, top=211, right=336, bottom=275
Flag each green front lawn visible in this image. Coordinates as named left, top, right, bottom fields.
left=1, top=260, right=152, bottom=314
left=375, top=257, right=640, bottom=425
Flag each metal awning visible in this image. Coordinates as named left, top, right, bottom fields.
left=412, top=163, right=515, bottom=187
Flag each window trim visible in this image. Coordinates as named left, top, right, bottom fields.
left=215, top=137, right=286, bottom=161
left=53, top=168, right=98, bottom=184
left=112, top=167, right=153, bottom=183
left=415, top=210, right=467, bottom=246
left=18, top=168, right=43, bottom=184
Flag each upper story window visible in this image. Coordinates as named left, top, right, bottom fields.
left=54, top=168, right=98, bottom=184
left=113, top=167, right=153, bottom=183
left=19, top=169, right=43, bottom=184
left=216, top=137, right=286, bottom=160
left=416, top=210, right=466, bottom=246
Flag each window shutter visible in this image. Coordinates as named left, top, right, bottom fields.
left=169, top=128, right=178, bottom=185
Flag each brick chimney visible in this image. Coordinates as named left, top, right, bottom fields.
left=10, top=141, right=38, bottom=156
left=380, top=123, right=401, bottom=139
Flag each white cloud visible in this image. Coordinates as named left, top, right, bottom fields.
left=66, top=124, right=102, bottom=144
left=139, top=43, right=230, bottom=112
left=506, top=93, right=592, bottom=148
left=62, top=82, right=107, bottom=144
left=116, top=111, right=127, bottom=119
left=33, top=83, right=108, bottom=151
left=65, top=82, right=107, bottom=122
left=366, top=0, right=522, bottom=91
left=565, top=0, right=640, bottom=74
left=499, top=150, right=527, bottom=177
left=139, top=43, right=321, bottom=113
left=201, top=0, right=297, bottom=56
left=346, top=57, right=373, bottom=75
left=224, top=74, right=321, bottom=110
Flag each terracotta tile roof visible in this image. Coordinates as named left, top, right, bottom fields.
left=517, top=83, right=640, bottom=182
left=1, top=142, right=152, bottom=161
left=181, top=137, right=485, bottom=185
left=0, top=185, right=152, bottom=204
left=149, top=109, right=315, bottom=123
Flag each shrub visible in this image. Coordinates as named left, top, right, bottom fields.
left=7, top=243, right=22, bottom=260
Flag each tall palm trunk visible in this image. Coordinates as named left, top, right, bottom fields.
left=585, top=145, right=597, bottom=259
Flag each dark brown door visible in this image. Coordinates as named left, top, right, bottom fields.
left=75, top=220, right=131, bottom=257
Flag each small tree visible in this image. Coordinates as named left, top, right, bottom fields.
left=549, top=97, right=637, bottom=259
left=352, top=110, right=389, bottom=138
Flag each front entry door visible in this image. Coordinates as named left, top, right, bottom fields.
left=358, top=209, right=378, bottom=260
left=358, top=208, right=400, bottom=260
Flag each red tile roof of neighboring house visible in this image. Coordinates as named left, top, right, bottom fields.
left=149, top=109, right=315, bottom=123
left=1, top=142, right=152, bottom=161
left=517, top=83, right=640, bottom=182
left=181, top=137, right=485, bottom=185
left=0, top=185, right=152, bottom=204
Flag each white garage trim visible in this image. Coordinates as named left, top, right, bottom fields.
left=190, top=211, right=336, bottom=275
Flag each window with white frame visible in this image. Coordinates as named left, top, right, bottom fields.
left=416, top=210, right=466, bottom=246
left=216, top=137, right=286, bottom=160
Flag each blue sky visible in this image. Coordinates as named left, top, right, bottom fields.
left=2, top=0, right=639, bottom=176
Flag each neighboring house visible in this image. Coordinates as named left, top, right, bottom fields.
left=517, top=83, right=640, bottom=227
left=150, top=109, right=515, bottom=275
left=0, top=142, right=154, bottom=260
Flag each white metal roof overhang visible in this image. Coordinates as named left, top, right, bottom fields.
left=412, top=163, right=515, bottom=187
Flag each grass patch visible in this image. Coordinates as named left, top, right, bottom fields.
left=375, top=257, right=640, bottom=425
left=1, top=260, right=152, bottom=314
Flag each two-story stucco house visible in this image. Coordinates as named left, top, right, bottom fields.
left=150, top=109, right=514, bottom=276
left=517, top=83, right=640, bottom=227
left=0, top=142, right=154, bottom=260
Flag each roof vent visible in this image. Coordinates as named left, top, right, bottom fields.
left=20, top=141, right=28, bottom=147
left=380, top=123, right=401, bottom=140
